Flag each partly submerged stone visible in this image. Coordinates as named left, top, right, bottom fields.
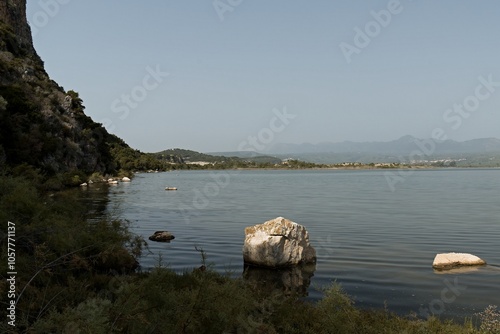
left=149, top=231, right=175, bottom=242
left=432, top=252, right=486, bottom=270
left=243, top=217, right=316, bottom=268
left=122, top=177, right=131, bottom=182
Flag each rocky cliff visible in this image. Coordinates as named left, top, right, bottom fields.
left=0, top=0, right=118, bottom=175
left=0, top=0, right=34, bottom=54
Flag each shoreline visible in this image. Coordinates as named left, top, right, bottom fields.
left=135, top=165, right=500, bottom=174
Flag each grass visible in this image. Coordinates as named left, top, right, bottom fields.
left=29, top=267, right=488, bottom=334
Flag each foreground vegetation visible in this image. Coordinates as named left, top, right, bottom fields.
left=29, top=269, right=490, bottom=334
left=1, top=169, right=499, bottom=333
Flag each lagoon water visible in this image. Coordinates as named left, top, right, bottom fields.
left=99, top=169, right=499, bottom=320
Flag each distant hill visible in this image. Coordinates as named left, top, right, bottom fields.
left=207, top=151, right=263, bottom=158
left=153, top=149, right=238, bottom=163
left=154, top=149, right=282, bottom=165
left=206, top=151, right=282, bottom=164
left=264, top=136, right=500, bottom=155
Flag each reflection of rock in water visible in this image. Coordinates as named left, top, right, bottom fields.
left=66, top=186, right=111, bottom=223
left=243, top=263, right=316, bottom=297
left=433, top=265, right=500, bottom=275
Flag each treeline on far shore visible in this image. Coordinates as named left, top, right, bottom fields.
left=114, top=146, right=500, bottom=174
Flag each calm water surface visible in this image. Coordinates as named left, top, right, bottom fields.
left=99, top=169, right=500, bottom=320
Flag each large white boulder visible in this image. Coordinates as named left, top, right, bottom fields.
left=243, top=217, right=316, bottom=268
left=432, top=252, right=486, bottom=270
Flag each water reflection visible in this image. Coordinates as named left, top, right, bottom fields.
left=433, top=265, right=500, bottom=275
left=72, top=185, right=113, bottom=222
left=243, top=263, right=316, bottom=297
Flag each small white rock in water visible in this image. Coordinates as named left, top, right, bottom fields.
left=80, top=182, right=88, bottom=187
left=243, top=217, right=316, bottom=268
left=432, top=252, right=486, bottom=270
left=122, top=177, right=131, bottom=182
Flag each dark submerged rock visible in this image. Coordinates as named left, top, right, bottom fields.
left=149, top=231, right=175, bottom=242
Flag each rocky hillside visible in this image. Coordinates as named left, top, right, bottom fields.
left=0, top=0, right=126, bottom=175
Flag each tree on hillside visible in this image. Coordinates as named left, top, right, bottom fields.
left=66, top=90, right=85, bottom=113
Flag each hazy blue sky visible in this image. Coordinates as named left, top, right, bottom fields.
left=27, top=0, right=500, bottom=153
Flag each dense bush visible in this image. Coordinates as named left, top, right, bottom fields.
left=29, top=269, right=484, bottom=334
left=0, top=171, right=146, bottom=333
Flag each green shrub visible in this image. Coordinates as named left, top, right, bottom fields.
left=0, top=173, right=146, bottom=332
left=34, top=298, right=113, bottom=334
left=478, top=305, right=500, bottom=334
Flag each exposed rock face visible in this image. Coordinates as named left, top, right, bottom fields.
left=243, top=217, right=316, bottom=268
left=0, top=0, right=35, bottom=55
left=149, top=231, right=175, bottom=242
left=432, top=252, right=486, bottom=270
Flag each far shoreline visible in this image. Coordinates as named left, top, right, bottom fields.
left=135, top=165, right=500, bottom=174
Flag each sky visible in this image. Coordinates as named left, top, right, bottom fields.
left=27, top=0, right=500, bottom=153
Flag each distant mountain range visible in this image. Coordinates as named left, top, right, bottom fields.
left=210, top=136, right=500, bottom=165
left=263, top=136, right=500, bottom=155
